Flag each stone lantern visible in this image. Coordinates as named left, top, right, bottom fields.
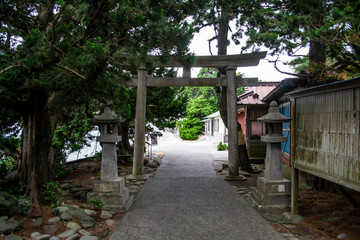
left=250, top=101, right=291, bottom=212
left=87, top=107, right=133, bottom=212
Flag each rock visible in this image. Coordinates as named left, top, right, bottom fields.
left=60, top=211, right=73, bottom=221
left=84, top=209, right=96, bottom=217
left=33, top=217, right=44, bottom=227
left=4, top=234, right=23, bottom=240
left=153, top=158, right=162, bottom=165
left=34, top=234, right=51, bottom=240
left=67, top=222, right=81, bottom=232
left=80, top=237, right=98, bottom=240
left=79, top=229, right=91, bottom=236
left=70, top=188, right=92, bottom=194
left=60, top=183, right=82, bottom=190
left=48, top=216, right=61, bottom=223
left=0, top=216, right=9, bottom=221
left=0, top=217, right=20, bottom=234
left=282, top=212, right=305, bottom=224
left=57, top=206, right=70, bottom=213
left=65, top=234, right=79, bottom=240
left=49, top=237, right=60, bottom=240
left=337, top=233, right=349, bottom=239
left=323, top=217, right=343, bottom=222
left=67, top=209, right=94, bottom=223
left=214, top=163, right=223, bottom=172
left=239, top=170, right=250, bottom=176
left=298, top=236, right=312, bottom=240
left=100, top=210, right=113, bottom=219
left=105, top=219, right=115, bottom=227
left=74, top=191, right=86, bottom=200
left=0, top=196, right=12, bottom=217
left=81, top=221, right=95, bottom=229
left=128, top=185, right=140, bottom=190
left=31, top=232, right=41, bottom=238
left=57, top=229, right=78, bottom=238
left=142, top=167, right=152, bottom=174
left=146, top=161, right=158, bottom=168
left=262, top=213, right=287, bottom=224
left=43, top=225, right=58, bottom=234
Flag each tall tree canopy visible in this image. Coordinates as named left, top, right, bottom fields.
left=0, top=0, right=207, bottom=205
left=236, top=0, right=360, bottom=82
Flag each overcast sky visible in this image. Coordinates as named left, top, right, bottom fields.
left=188, top=25, right=306, bottom=82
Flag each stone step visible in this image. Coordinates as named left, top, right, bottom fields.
left=250, top=187, right=291, bottom=206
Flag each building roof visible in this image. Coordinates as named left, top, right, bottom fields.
left=286, top=77, right=360, bottom=98
left=237, top=82, right=280, bottom=105
left=204, top=111, right=220, bottom=119
left=263, top=78, right=307, bottom=103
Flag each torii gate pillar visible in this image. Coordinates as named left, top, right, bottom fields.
left=133, top=65, right=147, bottom=176
left=226, top=66, right=240, bottom=178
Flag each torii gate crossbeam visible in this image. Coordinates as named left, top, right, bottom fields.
left=125, top=52, right=267, bottom=178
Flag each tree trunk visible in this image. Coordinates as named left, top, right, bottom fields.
left=19, top=88, right=52, bottom=206
left=308, top=0, right=326, bottom=86
left=216, top=6, right=252, bottom=173
left=118, top=121, right=131, bottom=154
left=218, top=7, right=230, bottom=128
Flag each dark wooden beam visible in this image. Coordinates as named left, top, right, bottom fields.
left=118, top=77, right=259, bottom=87
left=148, top=52, right=267, bottom=68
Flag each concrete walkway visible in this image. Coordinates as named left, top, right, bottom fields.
left=110, top=132, right=284, bottom=240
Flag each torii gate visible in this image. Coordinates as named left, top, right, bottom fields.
left=119, top=52, right=267, bottom=179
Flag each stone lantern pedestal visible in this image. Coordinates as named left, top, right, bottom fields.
left=250, top=101, right=291, bottom=212
left=87, top=107, right=133, bottom=212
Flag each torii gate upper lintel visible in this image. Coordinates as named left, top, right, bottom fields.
left=128, top=52, right=267, bottom=177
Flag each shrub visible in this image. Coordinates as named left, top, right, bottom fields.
left=17, top=196, right=32, bottom=215
left=178, top=118, right=203, bottom=140
left=217, top=142, right=228, bottom=151
left=41, top=182, right=63, bottom=208
left=89, top=198, right=103, bottom=209
left=0, top=156, right=18, bottom=178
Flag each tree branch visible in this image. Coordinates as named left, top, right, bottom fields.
left=0, top=65, right=16, bottom=75
left=55, top=64, right=86, bottom=79
left=267, top=55, right=309, bottom=78
left=51, top=1, right=69, bottom=46
left=207, top=36, right=217, bottom=56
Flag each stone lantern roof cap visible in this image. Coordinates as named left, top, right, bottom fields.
left=257, top=101, right=291, bottom=123
left=92, top=107, right=122, bottom=123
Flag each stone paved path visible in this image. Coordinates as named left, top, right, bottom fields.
left=110, top=132, right=284, bottom=240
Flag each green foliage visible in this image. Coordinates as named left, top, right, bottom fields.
left=40, top=182, right=63, bottom=208
left=18, top=218, right=26, bottom=226
left=0, top=0, right=207, bottom=202
left=177, top=68, right=220, bottom=141
left=67, top=180, right=75, bottom=193
left=2, top=182, right=26, bottom=196
left=178, top=118, right=203, bottom=140
left=89, top=198, right=104, bottom=209
left=217, top=142, right=228, bottom=151
left=54, top=162, right=69, bottom=181
left=70, top=162, right=79, bottom=172
left=17, top=196, right=32, bottom=216
left=236, top=0, right=360, bottom=80
left=0, top=156, right=18, bottom=178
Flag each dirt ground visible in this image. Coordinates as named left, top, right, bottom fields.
left=8, top=159, right=360, bottom=240
left=225, top=172, right=360, bottom=240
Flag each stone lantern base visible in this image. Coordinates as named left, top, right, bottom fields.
left=249, top=177, right=291, bottom=213
left=87, top=177, right=133, bottom=213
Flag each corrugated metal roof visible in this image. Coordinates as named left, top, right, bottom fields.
left=204, top=111, right=220, bottom=119
left=237, top=82, right=280, bottom=105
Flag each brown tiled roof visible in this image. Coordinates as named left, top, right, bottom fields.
left=237, top=82, right=280, bottom=105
